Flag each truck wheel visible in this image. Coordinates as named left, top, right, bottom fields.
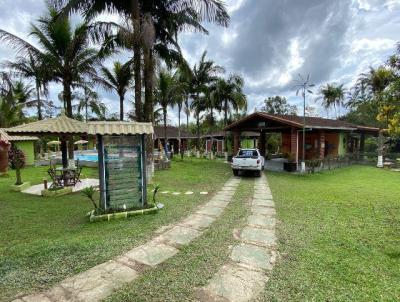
left=233, top=169, right=239, bottom=176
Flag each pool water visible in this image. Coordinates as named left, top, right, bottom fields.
left=75, top=154, right=98, bottom=162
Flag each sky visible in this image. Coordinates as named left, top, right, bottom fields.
left=0, top=0, right=399, bottom=124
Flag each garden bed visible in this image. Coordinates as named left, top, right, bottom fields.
left=88, top=204, right=159, bottom=222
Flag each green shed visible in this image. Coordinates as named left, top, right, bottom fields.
left=0, top=129, right=38, bottom=165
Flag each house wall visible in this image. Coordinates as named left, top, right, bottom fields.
left=14, top=141, right=35, bottom=165
left=338, top=132, right=347, bottom=156
left=282, top=131, right=341, bottom=160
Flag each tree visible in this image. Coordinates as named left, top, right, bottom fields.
left=191, top=51, right=224, bottom=149
left=211, top=74, right=247, bottom=126
left=0, top=5, right=102, bottom=119
left=97, top=61, right=133, bottom=121
left=3, top=54, right=50, bottom=120
left=8, top=145, right=26, bottom=185
left=155, top=69, right=179, bottom=150
left=317, top=83, right=346, bottom=118
left=77, top=85, right=106, bottom=121
left=56, top=0, right=230, bottom=123
left=261, top=96, right=297, bottom=115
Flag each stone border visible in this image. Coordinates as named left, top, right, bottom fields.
left=198, top=174, right=277, bottom=302
left=12, top=177, right=241, bottom=302
left=88, top=206, right=159, bottom=222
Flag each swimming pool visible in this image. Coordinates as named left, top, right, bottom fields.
left=75, top=154, right=98, bottom=162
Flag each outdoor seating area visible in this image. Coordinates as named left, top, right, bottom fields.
left=47, top=164, right=82, bottom=188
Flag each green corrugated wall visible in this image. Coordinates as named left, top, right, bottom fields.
left=14, top=141, right=35, bottom=165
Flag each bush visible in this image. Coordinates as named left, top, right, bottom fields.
left=8, top=145, right=26, bottom=185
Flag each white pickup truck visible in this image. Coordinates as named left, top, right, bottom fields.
left=231, top=148, right=265, bottom=177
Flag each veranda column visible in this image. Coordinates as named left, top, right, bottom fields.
left=290, top=127, right=298, bottom=164
left=319, top=131, right=325, bottom=159
left=233, top=130, right=240, bottom=155
left=259, top=130, right=266, bottom=157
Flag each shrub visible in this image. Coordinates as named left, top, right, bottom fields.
left=8, top=145, right=26, bottom=185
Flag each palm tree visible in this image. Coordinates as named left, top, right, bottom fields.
left=211, top=74, right=247, bottom=126
left=56, top=0, right=230, bottom=123
left=2, top=54, right=50, bottom=120
left=356, top=67, right=394, bottom=102
left=191, top=51, right=225, bottom=149
left=0, top=6, right=102, bottom=119
left=155, top=69, right=180, bottom=148
left=317, top=83, right=346, bottom=118
left=96, top=61, right=133, bottom=121
left=77, top=85, right=106, bottom=121
left=0, top=74, right=28, bottom=127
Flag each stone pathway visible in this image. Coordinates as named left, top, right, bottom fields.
left=22, top=179, right=99, bottom=196
left=197, top=174, right=277, bottom=302
left=12, top=177, right=241, bottom=302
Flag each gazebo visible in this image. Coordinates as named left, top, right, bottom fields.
left=6, top=115, right=154, bottom=210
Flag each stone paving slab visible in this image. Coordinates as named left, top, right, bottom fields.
left=206, top=199, right=230, bottom=208
left=19, top=294, right=53, bottom=302
left=231, top=244, right=273, bottom=270
left=156, top=225, right=201, bottom=245
left=247, top=215, right=276, bottom=229
left=251, top=206, right=276, bottom=216
left=45, top=286, right=78, bottom=302
left=197, top=205, right=225, bottom=217
left=202, top=264, right=265, bottom=302
left=57, top=260, right=138, bottom=302
left=180, top=214, right=216, bottom=230
left=252, top=199, right=274, bottom=208
left=124, top=243, right=178, bottom=266
left=240, top=227, right=276, bottom=247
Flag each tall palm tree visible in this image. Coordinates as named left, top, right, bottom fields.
left=356, top=67, right=394, bottom=102
left=56, top=0, right=230, bottom=123
left=96, top=61, right=133, bottom=121
left=0, top=6, right=102, bottom=119
left=77, top=85, right=106, bottom=121
left=191, top=51, right=224, bottom=149
left=317, top=83, right=346, bottom=118
left=2, top=54, right=50, bottom=120
left=211, top=74, right=247, bottom=126
left=155, top=69, right=180, bottom=148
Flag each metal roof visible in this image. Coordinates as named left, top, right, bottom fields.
left=6, top=114, right=87, bottom=135
left=0, top=129, right=38, bottom=142
left=224, top=112, right=380, bottom=133
left=87, top=121, right=153, bottom=135
left=6, top=115, right=153, bottom=136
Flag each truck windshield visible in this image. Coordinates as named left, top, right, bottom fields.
left=238, top=150, right=258, bottom=157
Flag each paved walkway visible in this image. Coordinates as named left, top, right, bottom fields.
left=22, top=179, right=99, bottom=195
left=197, top=174, right=277, bottom=302
left=12, top=177, right=241, bottom=302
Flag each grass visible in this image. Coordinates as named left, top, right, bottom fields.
left=262, top=166, right=400, bottom=301
left=0, top=158, right=231, bottom=302
left=105, top=176, right=254, bottom=302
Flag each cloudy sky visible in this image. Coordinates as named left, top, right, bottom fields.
left=0, top=0, right=399, bottom=123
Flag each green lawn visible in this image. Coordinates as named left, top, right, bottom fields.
left=0, top=159, right=231, bottom=302
left=262, top=166, right=400, bottom=301
left=106, top=176, right=254, bottom=302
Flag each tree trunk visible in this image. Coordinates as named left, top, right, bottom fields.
left=63, top=80, right=74, bottom=160
left=119, top=94, right=124, bottom=121
left=178, top=103, right=182, bottom=158
left=63, top=80, right=72, bottom=118
left=36, top=82, right=42, bottom=120
left=196, top=112, right=200, bottom=150
left=85, top=99, right=88, bottom=122
left=15, top=168, right=22, bottom=185
left=224, top=99, right=228, bottom=125
left=163, top=106, right=168, bottom=157
left=143, top=48, right=154, bottom=123
left=132, top=0, right=142, bottom=122
left=186, top=98, right=190, bottom=152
